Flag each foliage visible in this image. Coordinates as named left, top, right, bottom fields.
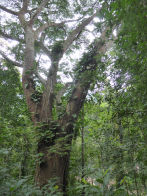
left=0, top=62, right=26, bottom=122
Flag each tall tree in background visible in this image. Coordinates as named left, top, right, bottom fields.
left=0, top=0, right=111, bottom=193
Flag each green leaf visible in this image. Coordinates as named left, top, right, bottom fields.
left=96, top=178, right=103, bottom=184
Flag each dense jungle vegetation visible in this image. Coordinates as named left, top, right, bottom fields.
left=0, top=0, right=147, bottom=195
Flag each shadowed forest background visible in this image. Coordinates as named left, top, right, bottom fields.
left=0, top=0, right=147, bottom=195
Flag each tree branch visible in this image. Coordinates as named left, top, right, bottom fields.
left=17, top=0, right=29, bottom=26
left=27, top=8, right=37, bottom=14
left=29, top=0, right=50, bottom=25
left=0, top=50, right=23, bottom=68
left=35, top=19, right=81, bottom=39
left=56, top=82, right=73, bottom=104
left=62, top=12, right=98, bottom=53
left=36, top=41, right=52, bottom=59
left=40, top=59, right=59, bottom=122
left=0, top=5, right=18, bottom=15
left=0, top=30, right=24, bottom=43
left=22, top=0, right=29, bottom=12
left=60, top=27, right=111, bottom=128
left=35, top=71, right=46, bottom=85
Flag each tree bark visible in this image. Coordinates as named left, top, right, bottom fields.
left=36, top=148, right=71, bottom=194
left=35, top=123, right=73, bottom=195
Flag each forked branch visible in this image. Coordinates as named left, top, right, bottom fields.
left=29, top=0, right=50, bottom=25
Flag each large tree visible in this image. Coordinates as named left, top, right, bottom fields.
left=0, top=0, right=112, bottom=194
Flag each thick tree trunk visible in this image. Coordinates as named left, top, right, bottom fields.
left=22, top=26, right=41, bottom=124
left=35, top=150, right=70, bottom=194
left=35, top=124, right=73, bottom=195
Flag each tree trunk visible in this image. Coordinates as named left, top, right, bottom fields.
left=115, top=115, right=124, bottom=189
left=36, top=150, right=70, bottom=194
left=35, top=123, right=73, bottom=195
left=81, top=108, right=85, bottom=196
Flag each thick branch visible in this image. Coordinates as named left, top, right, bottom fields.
left=22, top=26, right=41, bottom=124
left=22, top=0, right=29, bottom=12
left=60, top=27, right=110, bottom=128
left=18, top=0, right=29, bottom=26
left=29, top=0, right=50, bottom=25
left=62, top=12, right=98, bottom=52
left=40, top=59, right=59, bottom=122
left=0, top=5, right=18, bottom=15
left=0, top=50, right=23, bottom=67
left=61, top=80, right=89, bottom=127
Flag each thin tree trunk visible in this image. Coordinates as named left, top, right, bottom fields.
left=81, top=107, right=85, bottom=196
left=116, top=116, right=124, bottom=189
